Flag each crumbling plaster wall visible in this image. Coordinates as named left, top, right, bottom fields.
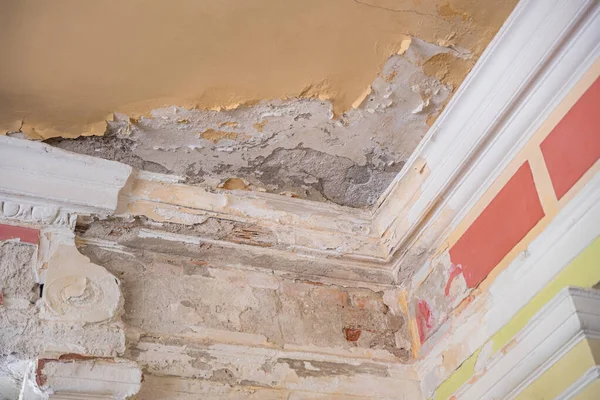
left=0, top=219, right=415, bottom=399
left=81, top=242, right=409, bottom=355
left=73, top=220, right=416, bottom=397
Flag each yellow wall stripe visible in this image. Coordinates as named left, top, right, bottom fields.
left=516, top=339, right=600, bottom=400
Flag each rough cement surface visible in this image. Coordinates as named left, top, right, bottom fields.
left=0, top=242, right=38, bottom=302
left=47, top=39, right=459, bottom=207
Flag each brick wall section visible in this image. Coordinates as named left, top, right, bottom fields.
left=449, top=162, right=545, bottom=288
left=0, top=223, right=39, bottom=245
left=541, top=77, right=600, bottom=200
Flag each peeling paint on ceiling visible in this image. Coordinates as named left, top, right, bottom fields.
left=1, top=0, right=516, bottom=138
left=1, top=0, right=517, bottom=207
left=48, top=38, right=460, bottom=207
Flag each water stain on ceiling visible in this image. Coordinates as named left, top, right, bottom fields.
left=0, top=0, right=517, bottom=207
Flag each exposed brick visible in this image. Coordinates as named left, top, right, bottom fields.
left=344, top=328, right=362, bottom=342
left=449, top=162, right=544, bottom=288
left=0, top=223, right=39, bottom=245
left=541, top=77, right=600, bottom=199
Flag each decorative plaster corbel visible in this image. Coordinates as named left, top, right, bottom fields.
left=0, top=136, right=133, bottom=324
left=42, top=240, right=123, bottom=323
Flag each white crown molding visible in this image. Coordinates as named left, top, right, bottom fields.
left=557, top=366, right=600, bottom=400
left=417, top=172, right=600, bottom=397
left=455, top=287, right=600, bottom=399
left=0, top=200, right=76, bottom=229
left=0, top=136, right=132, bottom=216
left=373, top=0, right=600, bottom=262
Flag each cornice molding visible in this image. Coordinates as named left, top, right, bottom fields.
left=557, top=366, right=600, bottom=400
left=117, top=170, right=385, bottom=261
left=0, top=136, right=132, bottom=216
left=0, top=200, right=76, bottom=229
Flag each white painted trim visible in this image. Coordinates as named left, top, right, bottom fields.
left=418, top=171, right=600, bottom=397
left=557, top=366, right=600, bottom=400
left=454, top=287, right=600, bottom=400
left=23, top=354, right=142, bottom=400
left=375, top=0, right=600, bottom=260
left=0, top=136, right=132, bottom=215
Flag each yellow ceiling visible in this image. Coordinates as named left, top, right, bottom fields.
left=0, top=0, right=516, bottom=138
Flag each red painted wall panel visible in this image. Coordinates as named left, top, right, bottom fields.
left=0, top=223, right=39, bottom=245
left=449, top=162, right=544, bottom=288
left=541, top=77, right=600, bottom=199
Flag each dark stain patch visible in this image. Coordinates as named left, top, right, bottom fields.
left=244, top=147, right=403, bottom=208
left=180, top=300, right=195, bottom=308
left=182, top=261, right=213, bottom=277
left=189, top=359, right=212, bottom=370
left=45, top=134, right=171, bottom=174
left=240, top=379, right=263, bottom=387
left=278, top=359, right=389, bottom=378
left=128, top=346, right=147, bottom=359
left=294, top=113, right=312, bottom=121
left=184, top=163, right=206, bottom=185
left=187, top=350, right=217, bottom=363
